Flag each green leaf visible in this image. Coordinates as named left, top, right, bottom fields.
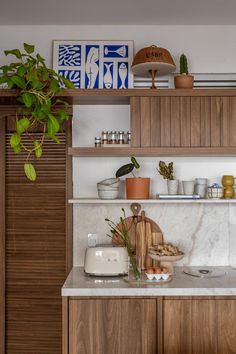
left=62, top=77, right=75, bottom=89
left=10, top=133, right=21, bottom=147
left=4, top=49, right=22, bottom=59
left=17, top=65, right=27, bottom=77
left=49, top=78, right=60, bottom=93
left=30, top=78, right=44, bottom=90
left=57, top=110, right=69, bottom=124
left=50, top=135, right=61, bottom=144
left=16, top=117, right=30, bottom=134
left=24, top=163, right=37, bottom=181
left=11, top=75, right=26, bottom=89
left=21, top=92, right=35, bottom=108
left=131, top=156, right=140, bottom=169
left=34, top=140, right=42, bottom=158
left=47, top=114, right=60, bottom=137
left=13, top=145, right=21, bottom=154
left=23, top=43, right=35, bottom=54
left=116, top=163, right=134, bottom=178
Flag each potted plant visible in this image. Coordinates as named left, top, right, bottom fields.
left=116, top=156, right=150, bottom=199
left=174, top=53, right=194, bottom=89
left=0, top=43, right=75, bottom=181
left=105, top=208, right=141, bottom=280
left=157, top=160, right=179, bottom=195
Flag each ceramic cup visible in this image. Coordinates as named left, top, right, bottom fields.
left=195, top=178, right=208, bottom=198
left=183, top=180, right=195, bottom=195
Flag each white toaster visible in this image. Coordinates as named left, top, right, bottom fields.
left=84, top=246, right=128, bottom=276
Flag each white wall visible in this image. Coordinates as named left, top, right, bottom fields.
left=0, top=25, right=236, bottom=73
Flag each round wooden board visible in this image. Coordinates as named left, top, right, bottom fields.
left=112, top=215, right=162, bottom=252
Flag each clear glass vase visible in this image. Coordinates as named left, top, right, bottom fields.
left=128, top=255, right=141, bottom=281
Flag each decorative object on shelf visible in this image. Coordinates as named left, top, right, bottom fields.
left=194, top=178, right=208, bottom=198
left=148, top=243, right=184, bottom=274
left=222, top=175, right=235, bottom=199
left=157, top=160, right=179, bottom=195
left=94, top=137, right=102, bottom=147
left=183, top=180, right=195, bottom=195
left=53, top=40, right=134, bottom=89
left=97, top=177, right=120, bottom=199
left=132, top=45, right=176, bottom=89
left=0, top=43, right=74, bottom=181
left=105, top=208, right=141, bottom=280
left=116, top=157, right=150, bottom=199
left=174, top=53, right=194, bottom=89
left=207, top=183, right=223, bottom=199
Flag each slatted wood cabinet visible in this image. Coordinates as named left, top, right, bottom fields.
left=63, top=296, right=236, bottom=354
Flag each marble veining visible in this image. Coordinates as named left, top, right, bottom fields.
left=62, top=266, right=236, bottom=297
left=73, top=204, right=233, bottom=267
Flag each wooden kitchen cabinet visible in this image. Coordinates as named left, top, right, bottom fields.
left=163, top=297, right=236, bottom=354
left=67, top=298, right=157, bottom=354
left=63, top=296, right=236, bottom=354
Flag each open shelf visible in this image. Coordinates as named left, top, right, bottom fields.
left=69, top=198, right=236, bottom=204
left=2, top=88, right=236, bottom=105
left=68, top=146, right=236, bottom=157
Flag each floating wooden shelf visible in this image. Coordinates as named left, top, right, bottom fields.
left=2, top=88, right=236, bottom=105
left=68, top=146, right=236, bottom=157
left=69, top=198, right=236, bottom=204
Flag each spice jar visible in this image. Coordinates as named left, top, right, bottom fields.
left=127, top=131, right=131, bottom=145
left=118, top=131, right=125, bottom=144
left=94, top=137, right=101, bottom=147
left=101, top=131, right=109, bottom=145
left=109, top=131, right=117, bottom=144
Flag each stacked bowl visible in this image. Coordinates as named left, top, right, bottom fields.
left=97, top=178, right=120, bottom=199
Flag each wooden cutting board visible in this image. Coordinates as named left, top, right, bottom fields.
left=112, top=205, right=163, bottom=264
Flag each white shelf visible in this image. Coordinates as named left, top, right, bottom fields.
left=69, top=198, right=236, bottom=204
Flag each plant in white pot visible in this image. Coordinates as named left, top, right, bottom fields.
left=116, top=157, right=150, bottom=199
left=174, top=53, right=194, bottom=89
left=157, top=161, right=178, bottom=195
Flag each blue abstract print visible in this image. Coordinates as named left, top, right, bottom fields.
left=104, top=45, right=128, bottom=58
left=59, top=70, right=80, bottom=88
left=59, top=45, right=81, bottom=66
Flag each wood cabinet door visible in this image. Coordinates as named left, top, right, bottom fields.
left=163, top=298, right=236, bottom=354
left=130, top=96, right=236, bottom=149
left=69, top=298, right=157, bottom=354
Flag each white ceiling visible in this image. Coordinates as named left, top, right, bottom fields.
left=1, top=0, right=236, bottom=25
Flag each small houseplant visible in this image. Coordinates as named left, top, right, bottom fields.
left=158, top=160, right=178, bottom=195
left=105, top=208, right=141, bottom=280
left=116, top=156, right=150, bottom=199
left=0, top=43, right=74, bottom=181
left=174, top=53, right=194, bottom=89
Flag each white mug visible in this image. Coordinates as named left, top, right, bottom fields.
left=183, top=180, right=195, bottom=195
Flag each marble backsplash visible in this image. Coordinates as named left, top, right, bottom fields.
left=73, top=203, right=236, bottom=267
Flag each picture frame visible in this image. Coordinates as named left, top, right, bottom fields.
left=53, top=40, right=134, bottom=89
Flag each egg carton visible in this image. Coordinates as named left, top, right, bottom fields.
left=145, top=273, right=171, bottom=281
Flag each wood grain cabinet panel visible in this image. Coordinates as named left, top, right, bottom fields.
left=130, top=95, right=236, bottom=150
left=69, top=298, right=157, bottom=354
left=163, top=298, right=236, bottom=354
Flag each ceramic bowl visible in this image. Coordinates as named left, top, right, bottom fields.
left=97, top=178, right=120, bottom=188
left=97, top=189, right=119, bottom=200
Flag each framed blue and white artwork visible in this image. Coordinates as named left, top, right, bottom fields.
left=53, top=40, right=134, bottom=89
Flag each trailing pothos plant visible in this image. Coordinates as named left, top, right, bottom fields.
left=0, top=43, right=75, bottom=181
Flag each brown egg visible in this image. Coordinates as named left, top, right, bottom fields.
left=162, top=267, right=169, bottom=274
left=154, top=267, right=161, bottom=274
left=146, top=268, right=154, bottom=274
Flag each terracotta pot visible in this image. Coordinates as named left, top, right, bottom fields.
left=126, top=178, right=150, bottom=199
left=174, top=75, right=194, bottom=89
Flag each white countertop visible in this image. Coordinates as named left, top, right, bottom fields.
left=62, top=266, right=236, bottom=297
